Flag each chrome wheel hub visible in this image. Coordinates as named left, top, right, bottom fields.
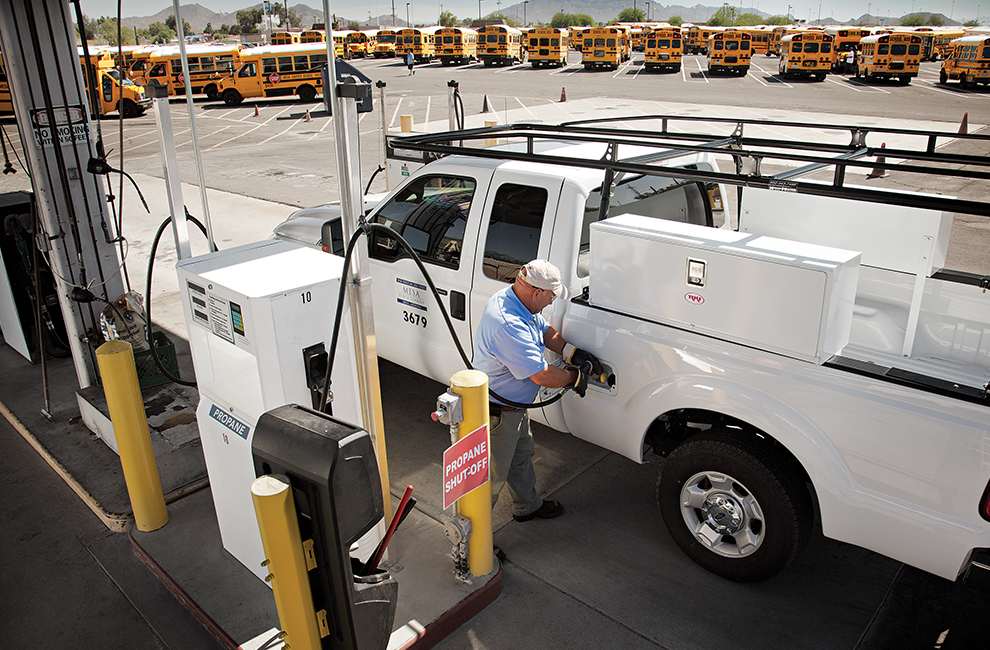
left=679, top=471, right=766, bottom=558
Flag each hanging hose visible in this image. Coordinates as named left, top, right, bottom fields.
left=365, top=165, right=385, bottom=194
left=319, top=221, right=567, bottom=414
left=144, top=210, right=216, bottom=387
left=453, top=85, right=465, bottom=131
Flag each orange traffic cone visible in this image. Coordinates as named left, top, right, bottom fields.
left=867, top=142, right=888, bottom=178
left=560, top=87, right=567, bottom=102
left=481, top=94, right=491, bottom=113
left=959, top=111, right=968, bottom=134
left=254, top=104, right=260, bottom=117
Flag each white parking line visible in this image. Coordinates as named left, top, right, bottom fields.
left=424, top=95, right=431, bottom=124
left=846, top=78, right=892, bottom=94
left=515, top=96, right=538, bottom=119
left=916, top=78, right=989, bottom=99
left=389, top=97, right=404, bottom=128
left=749, top=62, right=792, bottom=87
left=204, top=104, right=294, bottom=150
left=747, top=71, right=769, bottom=87
left=826, top=77, right=863, bottom=92
left=550, top=65, right=580, bottom=76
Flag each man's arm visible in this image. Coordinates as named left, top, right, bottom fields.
left=530, top=363, right=579, bottom=388
left=543, top=325, right=567, bottom=355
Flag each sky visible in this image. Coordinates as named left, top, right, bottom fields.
left=77, top=1, right=986, bottom=26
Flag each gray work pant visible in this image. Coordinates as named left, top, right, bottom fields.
left=489, top=408, right=543, bottom=517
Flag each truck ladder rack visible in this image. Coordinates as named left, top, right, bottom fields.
left=387, top=114, right=990, bottom=218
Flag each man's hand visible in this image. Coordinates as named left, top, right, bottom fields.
left=563, top=343, right=604, bottom=381
left=571, top=362, right=591, bottom=398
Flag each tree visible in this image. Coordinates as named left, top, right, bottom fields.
left=237, top=8, right=262, bottom=34
left=708, top=5, right=737, bottom=26
left=439, top=10, right=458, bottom=27
left=276, top=5, right=302, bottom=28
left=96, top=17, right=136, bottom=45
left=765, top=15, right=789, bottom=25
left=347, top=20, right=361, bottom=30
left=616, top=8, right=645, bottom=22
left=669, top=15, right=683, bottom=26
left=928, top=14, right=946, bottom=26
left=144, top=22, right=175, bottom=44
left=965, top=19, right=981, bottom=27
left=550, top=12, right=595, bottom=28
left=165, top=14, right=192, bottom=35
left=204, top=23, right=213, bottom=34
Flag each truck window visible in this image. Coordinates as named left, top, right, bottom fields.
left=481, top=183, right=548, bottom=282
left=578, top=173, right=715, bottom=278
left=369, top=175, right=475, bottom=269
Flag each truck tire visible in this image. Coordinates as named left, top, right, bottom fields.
left=657, top=429, right=813, bottom=582
left=119, top=99, right=139, bottom=119
left=940, top=68, right=948, bottom=84
left=205, top=83, right=220, bottom=100
left=297, top=85, right=317, bottom=102
left=223, top=89, right=243, bottom=106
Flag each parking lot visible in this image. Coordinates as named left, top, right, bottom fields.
left=3, top=46, right=990, bottom=649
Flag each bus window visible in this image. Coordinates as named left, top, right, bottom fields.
left=607, top=38, right=616, bottom=47
left=726, top=41, right=738, bottom=51
left=983, top=46, right=990, bottom=58
left=822, top=42, right=831, bottom=53
left=714, top=40, right=723, bottom=51
left=294, top=55, right=308, bottom=71
left=804, top=42, right=820, bottom=54
left=499, top=35, right=506, bottom=44
left=278, top=56, right=293, bottom=72
left=792, top=42, right=802, bottom=52
left=892, top=44, right=906, bottom=55
left=238, top=63, right=256, bottom=78
left=879, top=44, right=889, bottom=55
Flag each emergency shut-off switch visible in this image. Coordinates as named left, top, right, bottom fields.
left=302, top=343, right=330, bottom=411
left=687, top=258, right=707, bottom=288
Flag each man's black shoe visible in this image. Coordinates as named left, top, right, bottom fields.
left=494, top=546, right=507, bottom=562
left=512, top=500, right=564, bottom=522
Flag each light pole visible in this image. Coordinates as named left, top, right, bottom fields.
left=524, top=0, right=529, bottom=25
left=392, top=0, right=396, bottom=26
left=479, top=0, right=482, bottom=20
left=646, top=2, right=650, bottom=21
left=406, top=2, right=410, bottom=27
left=496, top=0, right=501, bottom=20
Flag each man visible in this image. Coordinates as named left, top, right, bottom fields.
left=474, top=260, right=603, bottom=522
left=406, top=50, right=415, bottom=75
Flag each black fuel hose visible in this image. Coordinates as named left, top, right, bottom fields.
left=320, top=222, right=567, bottom=414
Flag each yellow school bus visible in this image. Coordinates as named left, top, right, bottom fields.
left=124, top=45, right=163, bottom=81
left=824, top=26, right=870, bottom=71
left=300, top=29, right=326, bottom=43
left=687, top=25, right=722, bottom=55
left=736, top=26, right=773, bottom=56
left=778, top=31, right=833, bottom=81
left=581, top=26, right=630, bottom=70
left=707, top=29, right=751, bottom=75
left=0, top=51, right=13, bottom=116
left=939, top=35, right=990, bottom=86
left=527, top=27, right=569, bottom=67
left=857, top=32, right=921, bottom=84
left=79, top=49, right=152, bottom=117
left=644, top=26, right=682, bottom=72
left=372, top=29, right=400, bottom=57
left=346, top=31, right=370, bottom=57
left=477, top=25, right=524, bottom=66
left=933, top=29, right=966, bottom=59
left=271, top=31, right=300, bottom=45
left=571, top=27, right=590, bottom=51
left=399, top=27, right=440, bottom=62
left=133, top=44, right=241, bottom=100
left=770, top=25, right=807, bottom=56
left=437, top=27, right=478, bottom=65
left=216, top=42, right=329, bottom=106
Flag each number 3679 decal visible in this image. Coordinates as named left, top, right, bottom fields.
left=402, top=310, right=427, bottom=328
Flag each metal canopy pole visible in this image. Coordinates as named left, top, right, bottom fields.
left=171, top=0, right=215, bottom=254
left=323, top=0, right=394, bottom=532
left=147, top=85, right=191, bottom=260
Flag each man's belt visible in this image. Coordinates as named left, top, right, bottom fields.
left=490, top=402, right=518, bottom=414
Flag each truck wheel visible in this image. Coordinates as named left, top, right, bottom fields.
left=899, top=75, right=911, bottom=85
left=939, top=69, right=948, bottom=84
left=297, top=85, right=317, bottom=102
left=222, top=89, right=243, bottom=106
left=119, top=99, right=139, bottom=119
left=657, top=429, right=813, bottom=582
left=205, top=84, right=220, bottom=100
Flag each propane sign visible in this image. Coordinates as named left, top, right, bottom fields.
left=442, top=424, right=489, bottom=510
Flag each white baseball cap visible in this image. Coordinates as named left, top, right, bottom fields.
left=520, top=260, right=563, bottom=297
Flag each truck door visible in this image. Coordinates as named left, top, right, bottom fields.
left=366, top=170, right=487, bottom=383
left=468, top=168, right=563, bottom=346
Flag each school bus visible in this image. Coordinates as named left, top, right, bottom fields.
left=477, top=25, right=524, bottom=66
left=933, top=29, right=966, bottom=59
left=527, top=27, right=569, bottom=67
left=79, top=49, right=152, bottom=117
left=300, top=29, right=326, bottom=43
left=124, top=45, right=163, bottom=81
left=735, top=26, right=773, bottom=56
left=134, top=44, right=241, bottom=100
left=271, top=31, right=300, bottom=45
left=824, top=27, right=870, bottom=70
left=778, top=31, right=833, bottom=81
left=399, top=27, right=441, bottom=62
left=216, top=42, right=329, bottom=106
left=346, top=31, right=370, bottom=57
left=581, top=26, right=630, bottom=70
left=437, top=27, right=478, bottom=65
left=939, top=35, right=990, bottom=86
left=687, top=25, right=722, bottom=55
left=644, top=26, right=682, bottom=72
left=707, top=29, right=751, bottom=75
left=372, top=29, right=400, bottom=57
left=856, top=32, right=921, bottom=84
left=0, top=51, right=13, bottom=117
left=770, top=25, right=807, bottom=56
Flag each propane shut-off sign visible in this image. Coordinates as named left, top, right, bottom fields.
left=442, top=424, right=489, bottom=510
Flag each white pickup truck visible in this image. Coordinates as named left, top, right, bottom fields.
left=274, top=117, right=990, bottom=586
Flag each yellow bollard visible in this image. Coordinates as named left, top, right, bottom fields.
left=96, top=340, right=168, bottom=532
left=252, top=475, right=323, bottom=650
left=450, top=370, right=494, bottom=577
left=400, top=114, right=413, bottom=132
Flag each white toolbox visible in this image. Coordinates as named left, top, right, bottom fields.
left=589, top=214, right=862, bottom=363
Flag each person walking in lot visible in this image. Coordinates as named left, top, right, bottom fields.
left=406, top=50, right=415, bottom=75
left=473, top=260, right=603, bottom=523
